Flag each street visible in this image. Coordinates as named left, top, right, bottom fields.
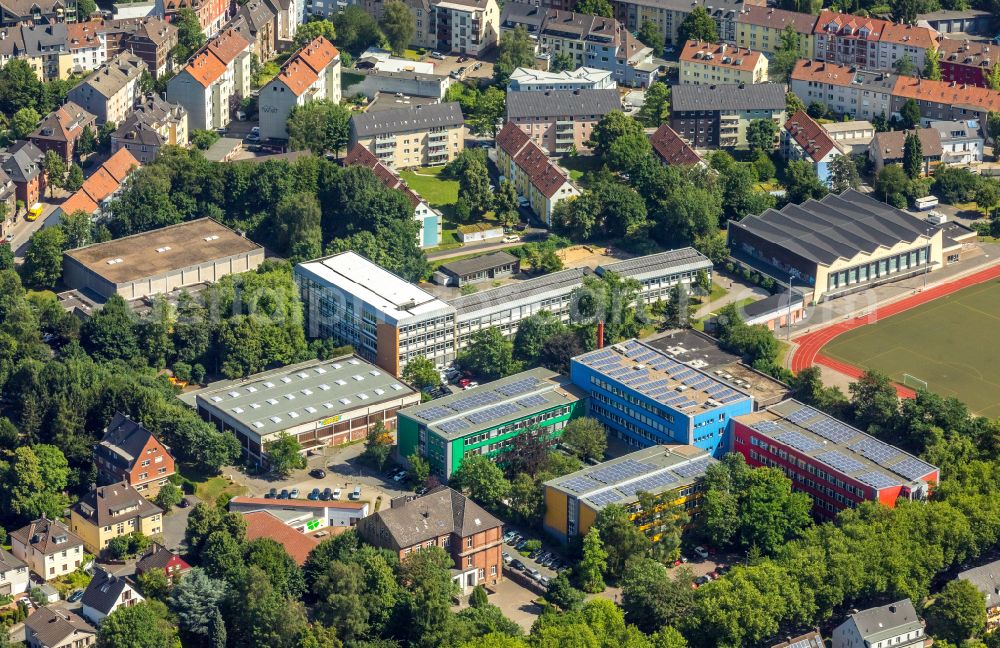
left=7, top=201, right=60, bottom=259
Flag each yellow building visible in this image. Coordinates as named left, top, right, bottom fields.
left=543, top=445, right=714, bottom=544
left=679, top=40, right=769, bottom=86
left=734, top=5, right=817, bottom=60
left=495, top=122, right=580, bottom=227
left=70, top=482, right=163, bottom=554
left=348, top=102, right=465, bottom=169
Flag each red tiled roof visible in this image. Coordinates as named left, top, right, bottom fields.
left=344, top=143, right=423, bottom=209
left=649, top=123, right=702, bottom=166
left=60, top=148, right=140, bottom=215
left=495, top=123, right=571, bottom=199
left=205, top=27, right=250, bottom=65
left=184, top=49, right=227, bottom=88
left=784, top=110, right=841, bottom=162
left=736, top=5, right=818, bottom=34
left=80, top=168, right=118, bottom=203
left=790, top=59, right=856, bottom=87
left=101, top=148, right=140, bottom=183
left=67, top=19, right=104, bottom=50
left=58, top=191, right=99, bottom=216
left=495, top=121, right=531, bottom=155
left=813, top=9, right=889, bottom=39
left=892, top=75, right=1000, bottom=112
left=296, top=36, right=338, bottom=76
left=879, top=23, right=937, bottom=49
left=938, top=38, right=996, bottom=69
left=679, top=40, right=764, bottom=73
left=242, top=511, right=322, bottom=565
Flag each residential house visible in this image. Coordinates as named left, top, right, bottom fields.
left=357, top=486, right=503, bottom=594
left=930, top=119, right=983, bottom=166
left=81, top=569, right=143, bottom=626
left=891, top=76, right=1000, bottom=124
left=507, top=66, right=616, bottom=92
left=0, top=140, right=46, bottom=208
left=0, top=169, right=15, bottom=239
left=831, top=599, right=928, bottom=648
left=0, top=548, right=29, bottom=596
left=734, top=5, right=816, bottom=59
left=772, top=630, right=824, bottom=648
left=110, top=93, right=189, bottom=163
left=649, top=123, right=703, bottom=166
left=782, top=110, right=844, bottom=185
left=679, top=40, right=768, bottom=86
left=24, top=607, right=97, bottom=648
left=69, top=481, right=163, bottom=553
left=813, top=10, right=890, bottom=71
left=104, top=17, right=178, bottom=79
left=497, top=2, right=545, bottom=43
left=232, top=0, right=277, bottom=61
left=868, top=127, right=942, bottom=175
left=937, top=38, right=996, bottom=88
left=789, top=60, right=898, bottom=122
left=20, top=22, right=70, bottom=80
left=957, top=560, right=1000, bottom=632
left=28, top=102, right=97, bottom=163
left=134, top=543, right=190, bottom=583
left=241, top=511, right=323, bottom=565
left=94, top=412, right=176, bottom=496
left=343, top=143, right=441, bottom=247
left=608, top=0, right=741, bottom=48
left=66, top=20, right=107, bottom=74
left=163, top=0, right=230, bottom=38
left=877, top=22, right=938, bottom=72
left=823, top=120, right=876, bottom=155
left=10, top=517, right=87, bottom=581
left=0, top=0, right=71, bottom=26
left=495, top=121, right=579, bottom=226
left=56, top=147, right=140, bottom=218
left=259, top=36, right=340, bottom=140
left=67, top=52, right=146, bottom=125
left=670, top=82, right=786, bottom=148
left=505, top=88, right=620, bottom=154
left=348, top=102, right=464, bottom=169
left=167, top=27, right=252, bottom=130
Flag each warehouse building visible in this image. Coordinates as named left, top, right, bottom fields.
left=727, top=189, right=943, bottom=303
left=432, top=252, right=521, bottom=287
left=571, top=339, right=754, bottom=456
left=62, top=219, right=264, bottom=302
left=397, top=368, right=585, bottom=479
left=543, top=444, right=714, bottom=543
left=731, top=400, right=940, bottom=519
left=195, top=356, right=420, bottom=463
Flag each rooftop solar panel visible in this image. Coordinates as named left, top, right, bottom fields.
left=589, top=459, right=653, bottom=484
left=673, top=458, right=711, bottom=478
left=618, top=471, right=679, bottom=497
left=416, top=406, right=452, bottom=422
left=517, top=394, right=549, bottom=409
left=448, top=391, right=502, bottom=412
left=806, top=418, right=857, bottom=444
left=467, top=402, right=520, bottom=425
left=849, top=438, right=902, bottom=466
left=496, top=377, right=541, bottom=397
left=855, top=471, right=900, bottom=490
left=786, top=405, right=822, bottom=425
left=586, top=490, right=625, bottom=506
left=890, top=456, right=936, bottom=480
left=775, top=430, right=824, bottom=453
left=561, top=477, right=599, bottom=494
left=753, top=420, right=783, bottom=434
left=439, top=419, right=470, bottom=434
left=815, top=450, right=864, bottom=475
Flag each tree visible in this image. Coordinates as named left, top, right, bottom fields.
left=456, top=327, right=522, bottom=380
left=77, top=0, right=97, bottom=21
left=43, top=150, right=66, bottom=197
left=849, top=370, right=899, bottom=433
left=98, top=121, right=116, bottom=153
left=550, top=51, right=575, bottom=73
left=578, top=528, right=607, bottom=593
left=540, top=330, right=584, bottom=373
left=678, top=6, right=718, bottom=44
left=594, top=504, right=651, bottom=578
left=900, top=99, right=921, bottom=130
left=294, top=19, right=336, bottom=48
left=64, top=164, right=85, bottom=192
left=574, top=0, right=613, bottom=16
left=81, top=294, right=140, bottom=362
left=174, top=8, right=206, bottom=64
left=560, top=417, right=607, bottom=462
left=988, top=63, right=1000, bottom=92
left=332, top=6, right=383, bottom=54
left=154, top=482, right=183, bottom=511
left=893, top=0, right=920, bottom=23
left=924, top=47, right=942, bottom=80
left=637, top=82, right=670, bottom=127
left=361, top=421, right=393, bottom=471
left=246, top=537, right=305, bottom=599
left=786, top=91, right=806, bottom=115
left=379, top=1, right=415, bottom=54
left=400, top=547, right=460, bottom=648
left=452, top=454, right=510, bottom=509
left=402, top=356, right=440, bottom=391
left=22, top=226, right=66, bottom=289
left=274, top=191, right=322, bottom=260
left=638, top=20, right=665, bottom=56
left=494, top=180, right=520, bottom=230
left=0, top=59, right=45, bottom=116
left=904, top=131, right=924, bottom=179
left=0, top=445, right=69, bottom=522
left=472, top=86, right=506, bottom=138
left=458, top=158, right=492, bottom=219
left=925, top=579, right=987, bottom=644
left=544, top=571, right=585, bottom=611
left=288, top=100, right=350, bottom=157
left=829, top=154, right=860, bottom=193
left=784, top=160, right=828, bottom=204
left=11, top=107, right=39, bottom=139
left=98, top=601, right=177, bottom=648
left=893, top=54, right=916, bottom=77
left=621, top=558, right=695, bottom=634
left=770, top=26, right=801, bottom=82
left=975, top=179, right=999, bottom=217
left=266, top=433, right=307, bottom=477
left=590, top=110, right=645, bottom=157
left=169, top=568, right=228, bottom=643
left=660, top=283, right=696, bottom=329
left=494, top=26, right=536, bottom=83
left=875, top=164, right=911, bottom=208
left=190, top=129, right=220, bottom=151
left=136, top=569, right=170, bottom=601
left=407, top=453, right=430, bottom=488
left=0, top=243, right=13, bottom=271
left=746, top=119, right=777, bottom=154
left=512, top=311, right=564, bottom=364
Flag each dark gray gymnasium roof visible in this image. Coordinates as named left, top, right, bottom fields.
left=671, top=82, right=785, bottom=112
left=506, top=88, right=621, bottom=120
left=728, top=190, right=934, bottom=267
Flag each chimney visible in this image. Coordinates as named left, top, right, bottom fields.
left=597, top=320, right=605, bottom=349
left=889, top=604, right=897, bottom=613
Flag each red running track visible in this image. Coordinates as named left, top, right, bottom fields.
left=789, top=262, right=1000, bottom=398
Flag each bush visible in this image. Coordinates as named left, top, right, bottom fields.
left=172, top=362, right=192, bottom=383
left=522, top=539, right=542, bottom=555
left=106, top=532, right=151, bottom=559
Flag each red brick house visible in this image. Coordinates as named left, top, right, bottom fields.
left=94, top=413, right=175, bottom=497
left=135, top=543, right=190, bottom=583
left=28, top=102, right=96, bottom=164
left=0, top=141, right=46, bottom=208
left=357, top=486, right=503, bottom=593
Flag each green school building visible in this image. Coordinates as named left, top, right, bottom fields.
left=397, top=368, right=586, bottom=479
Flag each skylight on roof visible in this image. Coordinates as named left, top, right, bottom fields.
left=352, top=375, right=364, bottom=381
left=281, top=377, right=292, bottom=383
left=288, top=411, right=300, bottom=419
left=269, top=416, right=282, bottom=423
left=301, top=388, right=313, bottom=396
left=231, top=407, right=244, bottom=414
left=319, top=384, right=330, bottom=391
left=339, top=398, right=351, bottom=405
left=374, top=388, right=385, bottom=395
left=211, top=396, right=223, bottom=402
left=357, top=393, right=369, bottom=400
left=332, top=363, right=342, bottom=369
left=391, top=384, right=403, bottom=391
left=305, top=406, right=317, bottom=413
left=285, top=394, right=296, bottom=400
left=335, top=379, right=347, bottom=386
left=369, top=370, right=380, bottom=376
left=263, top=381, right=275, bottom=388
left=228, top=391, right=240, bottom=398
left=315, top=367, right=327, bottom=374
left=297, top=372, right=308, bottom=379
left=349, top=359, right=360, bottom=365
left=252, top=421, right=264, bottom=428
left=323, top=402, right=334, bottom=409
left=266, top=398, right=278, bottom=405
left=250, top=403, right=261, bottom=409
left=245, top=386, right=257, bottom=393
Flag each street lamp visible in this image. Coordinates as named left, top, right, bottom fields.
left=786, top=273, right=794, bottom=342
left=923, top=227, right=931, bottom=290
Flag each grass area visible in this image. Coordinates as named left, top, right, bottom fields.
left=51, top=568, right=92, bottom=597
left=558, top=155, right=603, bottom=185
left=179, top=466, right=246, bottom=505
left=755, top=180, right=784, bottom=193
left=400, top=167, right=459, bottom=218
left=822, top=278, right=1000, bottom=416
left=775, top=340, right=790, bottom=369
left=341, top=71, right=365, bottom=92
left=402, top=49, right=424, bottom=61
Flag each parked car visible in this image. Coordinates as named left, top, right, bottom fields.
left=308, top=489, right=320, bottom=500
left=511, top=559, right=526, bottom=571
left=693, top=546, right=710, bottom=559
left=310, top=468, right=326, bottom=479
left=289, top=488, right=299, bottom=499
left=693, top=575, right=710, bottom=587
left=464, top=381, right=479, bottom=390
left=178, top=497, right=191, bottom=508
left=525, top=568, right=541, bottom=580
left=320, top=487, right=332, bottom=501
left=539, top=576, right=550, bottom=587
left=332, top=488, right=342, bottom=500
left=278, top=489, right=289, bottom=499
left=393, top=472, right=406, bottom=482
left=502, top=235, right=520, bottom=243
left=430, top=51, right=445, bottom=59
left=68, top=589, right=84, bottom=603
left=350, top=486, right=362, bottom=500
left=503, top=552, right=512, bottom=564
left=458, top=377, right=471, bottom=388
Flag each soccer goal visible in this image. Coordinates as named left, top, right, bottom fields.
left=902, top=374, right=928, bottom=391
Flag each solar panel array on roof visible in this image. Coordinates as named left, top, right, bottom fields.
left=467, top=402, right=520, bottom=425
left=815, top=450, right=864, bottom=475
left=496, top=377, right=541, bottom=397
left=618, top=471, right=679, bottom=497
left=448, top=390, right=502, bottom=412
left=589, top=459, right=653, bottom=484
left=753, top=420, right=783, bottom=434
left=673, top=457, right=711, bottom=478
left=849, top=437, right=902, bottom=465
left=855, top=471, right=900, bottom=490
left=775, top=430, right=824, bottom=453
left=586, top=490, right=625, bottom=506
left=416, top=406, right=452, bottom=422
left=786, top=405, right=822, bottom=425
left=439, top=419, right=470, bottom=434
left=517, top=394, right=548, bottom=408
left=561, top=476, right=600, bottom=494
left=890, top=456, right=936, bottom=480
left=802, top=417, right=856, bottom=444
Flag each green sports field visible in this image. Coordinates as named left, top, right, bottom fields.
left=822, top=279, right=1000, bottom=417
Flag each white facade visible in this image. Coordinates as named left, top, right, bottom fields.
left=69, top=34, right=107, bottom=74
left=166, top=30, right=252, bottom=131
left=436, top=0, right=500, bottom=56
left=0, top=550, right=29, bottom=597
left=259, top=38, right=341, bottom=140
left=931, top=119, right=984, bottom=166
left=11, top=537, right=85, bottom=581
left=831, top=600, right=926, bottom=648
left=82, top=585, right=143, bottom=626
left=507, top=66, right=616, bottom=92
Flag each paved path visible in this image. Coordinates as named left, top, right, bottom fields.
left=694, top=279, right=769, bottom=319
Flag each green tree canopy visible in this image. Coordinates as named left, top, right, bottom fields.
left=560, top=417, right=607, bottom=462
left=266, top=433, right=307, bottom=477
left=678, top=7, right=718, bottom=44
left=494, top=26, right=536, bottom=83
left=925, top=579, right=987, bottom=644
left=452, top=454, right=511, bottom=510
left=456, top=327, right=522, bottom=380
left=379, top=1, right=414, bottom=54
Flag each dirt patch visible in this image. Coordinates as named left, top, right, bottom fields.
left=556, top=244, right=631, bottom=270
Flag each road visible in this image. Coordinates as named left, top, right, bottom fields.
left=426, top=232, right=547, bottom=262
left=7, top=201, right=61, bottom=259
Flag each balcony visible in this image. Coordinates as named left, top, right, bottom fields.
left=428, top=130, right=448, bottom=142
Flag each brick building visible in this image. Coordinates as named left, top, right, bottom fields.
left=94, top=413, right=175, bottom=496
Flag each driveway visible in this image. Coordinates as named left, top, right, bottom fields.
left=8, top=200, right=61, bottom=259
left=160, top=495, right=200, bottom=552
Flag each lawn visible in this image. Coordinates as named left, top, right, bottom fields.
left=558, top=155, right=603, bottom=185
left=822, top=279, right=1000, bottom=416
left=179, top=466, right=246, bottom=506
left=400, top=167, right=459, bottom=218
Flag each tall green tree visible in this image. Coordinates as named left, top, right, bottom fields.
left=379, top=0, right=415, bottom=54
left=494, top=26, right=536, bottom=83
left=988, top=63, right=1000, bottom=92
left=590, top=110, right=645, bottom=157
left=293, top=20, right=337, bottom=48
left=594, top=504, right=651, bottom=578
left=275, top=191, right=322, bottom=261
left=560, top=417, right=607, bottom=462
left=784, top=160, right=828, bottom=204
left=458, top=158, right=492, bottom=219
left=494, top=179, right=520, bottom=230
left=746, top=119, right=777, bottom=154
left=900, top=99, right=921, bottom=129
left=849, top=370, right=899, bottom=433
left=81, top=294, right=140, bottom=363
left=456, top=327, right=522, bottom=380
left=903, top=131, right=924, bottom=179
left=678, top=6, right=718, bottom=44
left=401, top=547, right=460, bottom=648
left=11, top=107, right=39, bottom=139
left=361, top=421, right=393, bottom=470
left=637, top=82, right=670, bottom=127
left=829, top=154, right=860, bottom=193
left=770, top=26, right=801, bottom=81
left=332, top=6, right=383, bottom=54
left=21, top=227, right=66, bottom=289
left=43, top=150, right=66, bottom=197
left=620, top=558, right=695, bottom=634
left=574, top=0, right=613, bottom=16
left=638, top=20, right=665, bottom=56
left=578, top=528, right=607, bottom=593
left=98, top=601, right=177, bottom=648
left=452, top=454, right=511, bottom=509
left=288, top=100, right=350, bottom=157
left=402, top=356, right=440, bottom=391
left=265, top=433, right=307, bottom=477
left=169, top=568, right=228, bottom=644
left=893, top=54, right=916, bottom=77
left=173, top=8, right=206, bottom=64
left=925, top=579, right=987, bottom=644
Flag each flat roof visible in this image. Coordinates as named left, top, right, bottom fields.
left=297, top=252, right=453, bottom=324
left=399, top=367, right=583, bottom=439
left=736, top=399, right=939, bottom=489
left=575, top=339, right=753, bottom=413
left=597, top=247, right=710, bottom=278
left=439, top=251, right=518, bottom=277
left=545, top=444, right=714, bottom=510
left=64, top=218, right=262, bottom=285
left=195, top=355, right=417, bottom=438
left=448, top=267, right=590, bottom=316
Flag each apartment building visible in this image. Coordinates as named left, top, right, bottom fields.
left=507, top=66, right=615, bottom=92
left=0, top=0, right=70, bottom=26
left=813, top=10, right=889, bottom=71
left=931, top=119, right=983, bottom=166
left=20, top=22, right=70, bottom=80
left=679, top=40, right=768, bottom=86
left=163, top=0, right=230, bottom=38
left=0, top=140, right=46, bottom=208
left=890, top=76, right=1000, bottom=124
left=869, top=127, right=942, bottom=176
left=877, top=23, right=938, bottom=72
left=958, top=561, right=1000, bottom=632
left=435, top=0, right=500, bottom=56
left=55, top=147, right=140, bottom=219
left=69, top=482, right=162, bottom=553
left=831, top=600, right=928, bottom=648
left=10, top=518, right=86, bottom=581
left=259, top=36, right=340, bottom=140
left=66, top=20, right=106, bottom=74
left=104, top=17, right=178, bottom=79
left=506, top=88, right=619, bottom=154
left=28, top=102, right=96, bottom=163
left=348, top=102, right=464, bottom=169
left=25, top=607, right=97, bottom=648
left=232, top=0, right=277, bottom=60
left=95, top=413, right=175, bottom=497
left=67, top=52, right=145, bottom=124
left=495, top=121, right=579, bottom=225
left=938, top=38, right=997, bottom=88
left=782, top=109, right=844, bottom=185
left=670, top=82, right=786, bottom=148
left=789, top=60, right=898, bottom=122
left=110, top=93, right=189, bottom=163
left=167, top=27, right=252, bottom=130
left=609, top=0, right=740, bottom=47
left=734, top=5, right=816, bottom=59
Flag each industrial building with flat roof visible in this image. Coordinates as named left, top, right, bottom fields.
left=731, top=400, right=939, bottom=519
left=62, top=218, right=264, bottom=302
left=194, top=355, right=420, bottom=463
left=432, top=252, right=520, bottom=287
left=727, top=189, right=943, bottom=303
left=397, top=368, right=585, bottom=479
left=571, top=339, right=754, bottom=456
left=543, top=444, right=714, bottom=543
